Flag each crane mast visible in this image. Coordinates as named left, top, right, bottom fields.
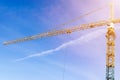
left=106, top=2, right=115, bottom=80
left=106, top=23, right=115, bottom=80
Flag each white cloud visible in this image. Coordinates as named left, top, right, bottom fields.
left=14, top=28, right=106, bottom=62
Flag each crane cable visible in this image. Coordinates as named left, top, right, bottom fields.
left=61, top=5, right=108, bottom=80
left=62, top=51, right=68, bottom=80
left=48, top=4, right=108, bottom=32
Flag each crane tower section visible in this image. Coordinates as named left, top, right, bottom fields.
left=106, top=23, right=115, bottom=80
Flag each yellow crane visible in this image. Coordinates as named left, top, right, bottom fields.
left=3, top=3, right=119, bottom=80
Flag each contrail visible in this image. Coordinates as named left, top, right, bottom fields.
left=14, top=28, right=106, bottom=62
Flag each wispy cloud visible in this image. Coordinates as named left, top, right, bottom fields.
left=14, top=28, right=106, bottom=62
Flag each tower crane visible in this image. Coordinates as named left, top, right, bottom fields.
left=3, top=2, right=119, bottom=80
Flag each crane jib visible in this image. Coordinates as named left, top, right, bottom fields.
left=3, top=19, right=120, bottom=45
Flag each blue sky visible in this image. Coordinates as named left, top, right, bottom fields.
left=0, top=0, right=120, bottom=80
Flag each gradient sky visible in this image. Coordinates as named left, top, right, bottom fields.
left=1, top=0, right=120, bottom=80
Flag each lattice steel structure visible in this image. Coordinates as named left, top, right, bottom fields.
left=106, top=23, right=115, bottom=80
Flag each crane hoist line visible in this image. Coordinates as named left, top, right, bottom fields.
left=3, top=19, right=120, bottom=45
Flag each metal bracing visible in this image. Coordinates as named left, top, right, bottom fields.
left=106, top=23, right=115, bottom=80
